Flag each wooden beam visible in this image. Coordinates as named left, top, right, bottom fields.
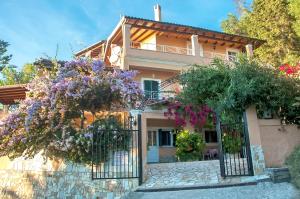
left=131, top=29, right=148, bottom=41
left=131, top=24, right=249, bottom=45
left=130, top=28, right=141, bottom=39
left=111, top=29, right=122, bottom=43
left=139, top=31, right=157, bottom=42
left=0, top=93, right=26, bottom=97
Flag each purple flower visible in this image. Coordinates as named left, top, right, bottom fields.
left=92, top=60, right=103, bottom=73
left=84, top=132, right=93, bottom=139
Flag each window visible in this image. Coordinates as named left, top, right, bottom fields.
left=205, top=130, right=218, bottom=143
left=147, top=131, right=157, bottom=146
left=159, top=129, right=174, bottom=146
left=143, top=79, right=159, bottom=100
left=186, top=41, right=203, bottom=56
left=227, top=51, right=238, bottom=61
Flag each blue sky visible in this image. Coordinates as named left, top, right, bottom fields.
left=0, top=0, right=250, bottom=67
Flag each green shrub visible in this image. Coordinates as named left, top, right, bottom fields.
left=222, top=134, right=242, bottom=154
left=176, top=130, right=205, bottom=161
left=179, top=57, right=300, bottom=124
left=286, top=146, right=300, bottom=188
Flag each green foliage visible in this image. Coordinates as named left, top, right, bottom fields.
left=286, top=146, right=300, bottom=188
left=289, top=0, right=300, bottom=37
left=0, top=64, right=36, bottom=86
left=0, top=40, right=12, bottom=71
left=221, top=13, right=248, bottom=36
left=179, top=57, right=300, bottom=124
left=222, top=0, right=300, bottom=66
left=223, top=134, right=242, bottom=154
left=175, top=130, right=206, bottom=162
left=62, top=116, right=129, bottom=164
left=0, top=59, right=141, bottom=164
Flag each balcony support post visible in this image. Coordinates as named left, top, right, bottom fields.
left=122, top=24, right=131, bottom=70
left=246, top=44, right=254, bottom=58
left=191, top=35, right=200, bottom=57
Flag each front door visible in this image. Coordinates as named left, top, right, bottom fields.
left=147, top=130, right=159, bottom=163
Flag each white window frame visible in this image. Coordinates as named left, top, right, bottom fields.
left=148, top=127, right=175, bottom=147
left=187, top=41, right=203, bottom=57
left=141, top=78, right=161, bottom=100
left=226, top=48, right=240, bottom=61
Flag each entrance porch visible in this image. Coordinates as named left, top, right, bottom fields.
left=143, top=112, right=219, bottom=164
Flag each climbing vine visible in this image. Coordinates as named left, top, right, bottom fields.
left=0, top=59, right=141, bottom=163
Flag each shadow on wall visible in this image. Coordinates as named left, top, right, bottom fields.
left=0, top=158, right=139, bottom=198
left=0, top=170, right=52, bottom=199
left=1, top=189, right=21, bottom=199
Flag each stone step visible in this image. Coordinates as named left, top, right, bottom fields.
left=135, top=181, right=258, bottom=192
left=267, top=168, right=291, bottom=183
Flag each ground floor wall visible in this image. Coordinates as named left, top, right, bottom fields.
left=0, top=155, right=138, bottom=199
left=259, top=119, right=300, bottom=168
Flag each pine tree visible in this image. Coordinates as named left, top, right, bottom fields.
left=0, top=40, right=12, bottom=71
left=222, top=0, right=300, bottom=66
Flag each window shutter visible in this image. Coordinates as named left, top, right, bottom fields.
left=173, top=133, right=177, bottom=147
left=158, top=129, right=162, bottom=146
left=144, top=80, right=151, bottom=91
left=152, top=81, right=159, bottom=92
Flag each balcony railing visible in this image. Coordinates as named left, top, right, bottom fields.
left=130, top=41, right=236, bottom=62
left=131, top=41, right=193, bottom=56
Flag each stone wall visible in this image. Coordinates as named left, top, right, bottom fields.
left=0, top=154, right=139, bottom=199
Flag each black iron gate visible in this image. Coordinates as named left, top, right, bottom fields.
left=216, top=113, right=253, bottom=177
left=91, top=114, right=143, bottom=185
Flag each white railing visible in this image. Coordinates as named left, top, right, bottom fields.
left=131, top=41, right=193, bottom=56
left=131, top=41, right=237, bottom=62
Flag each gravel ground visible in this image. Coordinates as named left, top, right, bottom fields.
left=129, top=182, right=300, bottom=199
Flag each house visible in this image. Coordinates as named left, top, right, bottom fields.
left=75, top=5, right=263, bottom=164
left=1, top=5, right=300, bottom=198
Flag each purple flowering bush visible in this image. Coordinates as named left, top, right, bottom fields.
left=0, top=59, right=141, bottom=163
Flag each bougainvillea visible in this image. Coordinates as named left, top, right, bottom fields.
left=164, top=101, right=216, bottom=128
left=0, top=59, right=141, bottom=163
left=279, top=63, right=300, bottom=78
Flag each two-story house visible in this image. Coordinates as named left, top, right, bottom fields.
left=75, top=5, right=263, bottom=164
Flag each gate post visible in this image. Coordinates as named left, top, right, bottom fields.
left=216, top=114, right=225, bottom=178
left=137, top=114, right=143, bottom=185
left=245, top=106, right=266, bottom=175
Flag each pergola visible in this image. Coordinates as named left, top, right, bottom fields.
left=0, top=84, right=27, bottom=105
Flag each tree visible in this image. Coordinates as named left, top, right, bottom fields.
left=0, top=64, right=36, bottom=86
left=179, top=58, right=300, bottom=124
left=0, top=40, right=12, bottom=71
left=0, top=57, right=62, bottom=86
left=221, top=0, right=300, bottom=66
left=0, top=59, right=141, bottom=163
left=289, top=0, right=300, bottom=37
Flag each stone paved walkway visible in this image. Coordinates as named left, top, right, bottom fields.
left=130, top=182, right=300, bottom=199
left=140, top=160, right=267, bottom=189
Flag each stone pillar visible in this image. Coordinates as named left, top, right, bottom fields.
left=3, top=105, right=8, bottom=113
left=245, top=106, right=266, bottom=175
left=122, top=24, right=131, bottom=70
left=245, top=44, right=254, bottom=58
left=191, top=35, right=200, bottom=57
